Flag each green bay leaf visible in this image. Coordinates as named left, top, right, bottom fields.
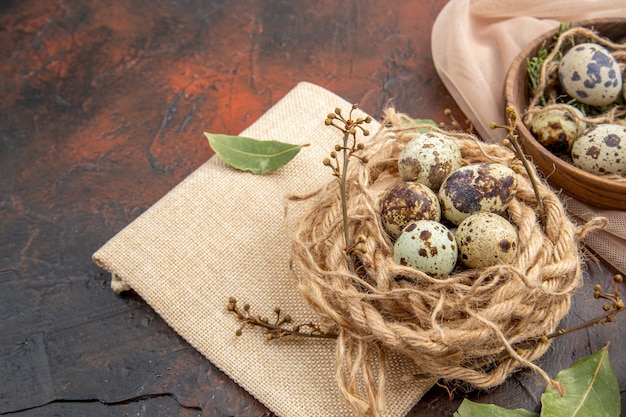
left=400, top=118, right=439, bottom=133
left=454, top=399, right=539, bottom=417
left=541, top=344, right=620, bottom=417
left=413, top=118, right=439, bottom=128
left=204, top=133, right=309, bottom=175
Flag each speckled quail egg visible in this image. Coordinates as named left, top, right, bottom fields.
left=456, top=212, right=518, bottom=269
left=438, top=163, right=517, bottom=225
left=393, top=220, right=457, bottom=278
left=398, top=131, right=462, bottom=191
left=571, top=124, right=626, bottom=176
left=528, top=105, right=587, bottom=154
left=380, top=181, right=441, bottom=239
left=559, top=43, right=622, bottom=106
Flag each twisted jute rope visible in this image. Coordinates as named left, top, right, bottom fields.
left=524, top=25, right=626, bottom=184
left=289, top=109, right=606, bottom=416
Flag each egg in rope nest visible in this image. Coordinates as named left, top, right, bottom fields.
left=289, top=109, right=598, bottom=417
left=380, top=130, right=520, bottom=279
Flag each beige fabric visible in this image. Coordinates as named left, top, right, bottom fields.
left=432, top=0, right=626, bottom=275
left=93, top=82, right=435, bottom=417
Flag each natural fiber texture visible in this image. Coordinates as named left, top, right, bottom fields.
left=290, top=109, right=596, bottom=417
left=93, top=82, right=435, bottom=417
left=431, top=0, right=626, bottom=276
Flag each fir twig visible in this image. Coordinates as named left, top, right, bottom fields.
left=526, top=22, right=572, bottom=106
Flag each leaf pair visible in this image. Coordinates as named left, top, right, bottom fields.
left=454, top=345, right=620, bottom=417
left=205, top=133, right=309, bottom=175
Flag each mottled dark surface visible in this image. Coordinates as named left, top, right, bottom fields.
left=380, top=182, right=440, bottom=238
left=440, top=163, right=516, bottom=219
left=1, top=1, right=624, bottom=416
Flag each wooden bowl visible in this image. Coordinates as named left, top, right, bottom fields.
left=505, top=18, right=626, bottom=210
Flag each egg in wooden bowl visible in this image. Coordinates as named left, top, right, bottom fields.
left=505, top=18, right=626, bottom=210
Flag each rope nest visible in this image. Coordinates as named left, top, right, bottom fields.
left=290, top=110, right=596, bottom=416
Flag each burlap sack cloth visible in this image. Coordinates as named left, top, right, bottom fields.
left=432, top=0, right=626, bottom=275
left=93, top=82, right=435, bottom=417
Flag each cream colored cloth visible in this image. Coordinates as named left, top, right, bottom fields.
left=432, top=0, right=626, bottom=275
left=93, top=82, right=434, bottom=417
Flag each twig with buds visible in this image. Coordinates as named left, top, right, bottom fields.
left=323, top=104, right=371, bottom=273
left=227, top=297, right=337, bottom=340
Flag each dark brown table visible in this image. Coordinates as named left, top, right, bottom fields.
left=1, top=1, right=624, bottom=415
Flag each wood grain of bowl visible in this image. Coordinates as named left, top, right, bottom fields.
left=505, top=18, right=626, bottom=210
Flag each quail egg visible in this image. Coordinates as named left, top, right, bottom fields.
left=528, top=105, right=587, bottom=154
left=380, top=181, right=441, bottom=239
left=455, top=212, right=518, bottom=269
left=571, top=123, right=626, bottom=176
left=393, top=220, right=457, bottom=278
left=438, top=163, right=517, bottom=225
left=559, top=43, right=622, bottom=106
left=398, top=131, right=462, bottom=191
